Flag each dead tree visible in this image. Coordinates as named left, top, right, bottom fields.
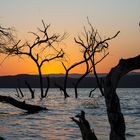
left=104, top=55, right=140, bottom=140
left=60, top=48, right=91, bottom=98
left=73, top=38, right=91, bottom=98
left=72, top=55, right=140, bottom=140
left=58, top=19, right=119, bottom=99
left=0, top=20, right=65, bottom=99
left=0, top=25, right=49, bottom=112
left=71, top=22, right=140, bottom=140
left=71, top=110, right=98, bottom=140
left=60, top=60, right=87, bottom=98
left=59, top=47, right=90, bottom=98
left=73, top=19, right=120, bottom=97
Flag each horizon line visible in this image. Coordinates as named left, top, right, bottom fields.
left=0, top=72, right=140, bottom=77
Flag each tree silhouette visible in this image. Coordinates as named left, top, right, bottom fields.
left=0, top=24, right=47, bottom=112
left=59, top=19, right=119, bottom=98
left=73, top=19, right=119, bottom=97
left=71, top=110, right=98, bottom=140
left=71, top=23, right=140, bottom=140
left=73, top=55, right=140, bottom=140
left=1, top=20, right=65, bottom=98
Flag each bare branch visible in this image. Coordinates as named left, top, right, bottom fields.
left=68, top=19, right=119, bottom=98
left=62, top=62, right=67, bottom=71
left=94, top=52, right=109, bottom=65
left=40, top=49, right=64, bottom=67
left=89, top=86, right=97, bottom=98
left=0, top=21, right=65, bottom=99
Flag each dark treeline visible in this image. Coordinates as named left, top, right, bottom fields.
left=0, top=73, right=140, bottom=88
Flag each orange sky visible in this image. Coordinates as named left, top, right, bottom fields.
left=0, top=0, right=140, bottom=76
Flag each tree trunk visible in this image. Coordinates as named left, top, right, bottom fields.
left=74, top=71, right=89, bottom=98
left=25, top=80, right=35, bottom=99
left=63, top=70, right=70, bottom=98
left=0, top=95, right=47, bottom=113
left=92, top=56, right=104, bottom=96
left=104, top=55, right=140, bottom=140
left=38, top=67, right=44, bottom=98
left=71, top=111, right=98, bottom=140
left=44, top=76, right=50, bottom=97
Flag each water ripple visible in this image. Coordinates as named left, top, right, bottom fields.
left=0, top=88, right=140, bottom=140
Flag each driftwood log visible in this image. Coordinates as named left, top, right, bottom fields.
left=0, top=95, right=47, bottom=113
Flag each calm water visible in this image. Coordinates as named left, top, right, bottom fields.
left=0, top=88, right=140, bottom=140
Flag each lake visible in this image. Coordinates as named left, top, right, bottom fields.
left=0, top=88, right=140, bottom=140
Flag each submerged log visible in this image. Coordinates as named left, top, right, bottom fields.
left=71, top=111, right=98, bottom=140
left=104, top=55, right=140, bottom=140
left=0, top=95, right=47, bottom=113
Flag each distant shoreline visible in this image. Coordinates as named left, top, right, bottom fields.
left=0, top=73, right=140, bottom=88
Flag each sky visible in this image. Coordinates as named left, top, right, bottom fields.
left=0, top=0, right=140, bottom=75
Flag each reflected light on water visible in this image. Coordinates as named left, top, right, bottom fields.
left=0, top=88, right=140, bottom=140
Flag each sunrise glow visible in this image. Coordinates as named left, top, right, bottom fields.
left=0, top=0, right=140, bottom=76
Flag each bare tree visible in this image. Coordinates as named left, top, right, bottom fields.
left=72, top=24, right=140, bottom=140
left=59, top=19, right=119, bottom=98
left=103, top=55, right=140, bottom=140
left=74, top=19, right=120, bottom=97
left=0, top=25, right=47, bottom=112
left=1, top=20, right=65, bottom=99
left=73, top=55, right=140, bottom=140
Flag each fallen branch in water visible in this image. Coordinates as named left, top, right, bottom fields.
left=0, top=95, right=47, bottom=113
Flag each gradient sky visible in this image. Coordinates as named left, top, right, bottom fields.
left=0, top=0, right=140, bottom=75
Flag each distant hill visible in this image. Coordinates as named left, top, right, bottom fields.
left=0, top=73, right=140, bottom=88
